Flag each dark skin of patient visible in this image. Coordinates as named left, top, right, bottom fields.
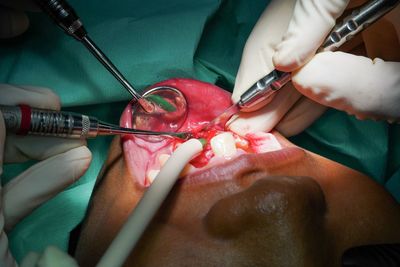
left=74, top=3, right=400, bottom=264
left=74, top=133, right=400, bottom=267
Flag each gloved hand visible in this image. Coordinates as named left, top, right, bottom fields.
left=231, top=0, right=400, bottom=137
left=230, top=0, right=327, bottom=137
left=20, top=246, right=78, bottom=267
left=273, top=0, right=400, bottom=122
left=0, top=85, right=91, bottom=267
left=0, top=0, right=39, bottom=39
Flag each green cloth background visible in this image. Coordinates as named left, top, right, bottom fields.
left=0, top=0, right=399, bottom=262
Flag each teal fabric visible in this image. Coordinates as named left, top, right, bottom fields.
left=385, top=125, right=400, bottom=203
left=0, top=0, right=398, bottom=262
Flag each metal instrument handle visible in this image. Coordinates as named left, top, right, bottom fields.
left=239, top=0, right=399, bottom=109
left=1, top=105, right=190, bottom=139
left=239, top=70, right=291, bottom=108
left=0, top=105, right=98, bottom=139
left=35, top=0, right=87, bottom=40
left=322, top=0, right=400, bottom=51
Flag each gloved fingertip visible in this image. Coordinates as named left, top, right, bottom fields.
left=228, top=120, right=251, bottom=137
left=0, top=8, right=29, bottom=39
left=272, top=42, right=305, bottom=72
left=2, top=146, right=92, bottom=232
left=38, top=246, right=79, bottom=267
left=289, top=52, right=332, bottom=96
left=20, top=252, right=40, bottom=267
left=67, top=146, right=92, bottom=181
left=272, top=46, right=291, bottom=71
left=227, top=112, right=275, bottom=137
left=231, top=87, right=241, bottom=104
left=275, top=101, right=327, bottom=137
left=0, top=84, right=61, bottom=110
left=18, top=86, right=61, bottom=110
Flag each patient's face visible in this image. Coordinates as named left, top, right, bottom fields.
left=75, top=79, right=400, bottom=267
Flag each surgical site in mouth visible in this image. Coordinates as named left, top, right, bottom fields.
left=120, top=78, right=282, bottom=186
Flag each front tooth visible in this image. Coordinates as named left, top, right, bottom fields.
left=210, top=132, right=237, bottom=159
left=147, top=169, right=160, bottom=184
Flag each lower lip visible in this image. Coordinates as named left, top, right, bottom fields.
left=181, top=147, right=304, bottom=186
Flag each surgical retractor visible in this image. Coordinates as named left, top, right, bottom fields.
left=34, top=0, right=162, bottom=113
left=207, top=0, right=400, bottom=129
left=0, top=105, right=189, bottom=139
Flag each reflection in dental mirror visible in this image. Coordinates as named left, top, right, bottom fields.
left=132, top=86, right=188, bottom=134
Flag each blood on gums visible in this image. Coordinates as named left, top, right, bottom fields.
left=133, top=110, right=253, bottom=169
left=171, top=126, right=252, bottom=168
left=170, top=127, right=218, bottom=168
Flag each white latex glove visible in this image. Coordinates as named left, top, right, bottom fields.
left=20, top=246, right=78, bottom=267
left=231, top=0, right=327, bottom=137
left=273, top=0, right=400, bottom=122
left=0, top=85, right=91, bottom=267
left=0, top=0, right=38, bottom=39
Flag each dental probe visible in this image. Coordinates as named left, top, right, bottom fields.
left=207, top=0, right=400, bottom=130
left=34, top=0, right=154, bottom=113
left=97, top=139, right=204, bottom=267
left=0, top=105, right=189, bottom=139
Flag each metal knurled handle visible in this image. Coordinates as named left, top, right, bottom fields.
left=31, top=109, right=73, bottom=136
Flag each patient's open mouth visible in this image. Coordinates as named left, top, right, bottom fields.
left=120, top=78, right=285, bottom=187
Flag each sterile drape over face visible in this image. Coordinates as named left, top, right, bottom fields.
left=1, top=0, right=399, bottom=262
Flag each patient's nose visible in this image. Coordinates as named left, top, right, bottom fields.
left=204, top=176, right=328, bottom=266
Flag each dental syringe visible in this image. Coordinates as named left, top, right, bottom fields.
left=0, top=105, right=189, bottom=139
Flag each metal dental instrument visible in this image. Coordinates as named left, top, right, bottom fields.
left=34, top=0, right=183, bottom=115
left=205, top=0, right=400, bottom=131
left=0, top=105, right=190, bottom=139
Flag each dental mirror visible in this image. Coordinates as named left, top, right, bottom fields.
left=132, top=86, right=188, bottom=135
